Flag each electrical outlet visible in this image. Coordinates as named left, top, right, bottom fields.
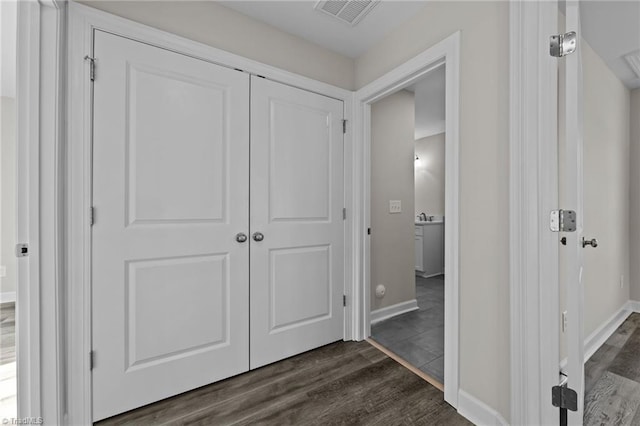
left=389, top=200, right=402, bottom=213
left=562, top=311, right=568, bottom=333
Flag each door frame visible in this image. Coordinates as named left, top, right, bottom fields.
left=65, top=2, right=354, bottom=423
left=351, top=32, right=460, bottom=408
left=508, top=1, right=561, bottom=425
left=15, top=0, right=67, bottom=422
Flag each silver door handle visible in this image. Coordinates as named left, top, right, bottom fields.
left=582, top=237, right=598, bottom=248
left=253, top=232, right=264, bottom=242
left=236, top=233, right=248, bottom=243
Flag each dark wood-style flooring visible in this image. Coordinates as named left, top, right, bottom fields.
left=585, top=312, right=640, bottom=425
left=97, top=341, right=470, bottom=425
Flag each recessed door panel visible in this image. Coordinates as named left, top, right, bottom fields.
left=125, top=254, right=228, bottom=369
left=250, top=76, right=344, bottom=369
left=126, top=64, right=228, bottom=225
left=91, top=31, right=249, bottom=421
left=269, top=100, right=331, bottom=222
left=270, top=245, right=331, bottom=331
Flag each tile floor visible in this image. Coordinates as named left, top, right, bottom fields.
left=584, top=312, right=640, bottom=425
left=0, top=302, right=16, bottom=420
left=370, top=275, right=444, bottom=383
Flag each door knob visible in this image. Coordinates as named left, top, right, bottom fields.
left=582, top=237, right=598, bottom=248
left=253, top=232, right=264, bottom=242
left=235, top=233, right=248, bottom=243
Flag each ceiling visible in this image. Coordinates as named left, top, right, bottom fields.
left=218, top=1, right=428, bottom=58
left=406, top=65, right=446, bottom=140
left=580, top=1, right=640, bottom=89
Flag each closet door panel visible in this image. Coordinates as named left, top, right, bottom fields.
left=91, top=31, right=250, bottom=421
left=249, top=76, right=345, bottom=369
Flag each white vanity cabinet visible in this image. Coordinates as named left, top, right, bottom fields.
left=414, top=222, right=444, bottom=277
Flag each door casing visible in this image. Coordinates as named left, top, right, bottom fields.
left=352, top=32, right=461, bottom=408
left=65, top=3, right=353, bottom=423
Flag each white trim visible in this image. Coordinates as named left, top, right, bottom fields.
left=0, top=292, right=16, bottom=303
left=16, top=0, right=42, bottom=420
left=370, top=300, right=418, bottom=325
left=628, top=300, right=640, bottom=313
left=67, top=3, right=354, bottom=423
left=559, top=300, right=638, bottom=370
left=17, top=0, right=67, bottom=423
left=509, top=1, right=559, bottom=425
left=584, top=303, right=632, bottom=362
left=352, top=31, right=460, bottom=408
left=458, top=390, right=509, bottom=426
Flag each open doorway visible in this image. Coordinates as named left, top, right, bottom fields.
left=368, top=63, right=446, bottom=387
left=353, top=32, right=460, bottom=406
left=0, top=0, right=18, bottom=419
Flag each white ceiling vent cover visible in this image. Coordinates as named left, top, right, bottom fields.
left=314, top=0, right=379, bottom=26
left=625, top=51, right=640, bottom=79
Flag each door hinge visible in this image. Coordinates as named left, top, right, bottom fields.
left=550, top=32, right=577, bottom=57
left=367, top=227, right=371, bottom=235
left=84, top=55, right=96, bottom=81
left=89, top=350, right=95, bottom=370
left=15, top=243, right=29, bottom=257
left=342, top=119, right=347, bottom=134
left=343, top=295, right=347, bottom=307
left=550, top=210, right=576, bottom=232
left=552, top=375, right=578, bottom=426
left=90, top=207, right=95, bottom=226
left=343, top=208, right=347, bottom=220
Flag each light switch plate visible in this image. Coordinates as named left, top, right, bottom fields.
left=389, top=200, right=402, bottom=213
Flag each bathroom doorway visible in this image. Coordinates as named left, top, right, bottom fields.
left=362, top=47, right=455, bottom=395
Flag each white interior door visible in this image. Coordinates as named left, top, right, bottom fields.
left=249, top=76, right=345, bottom=368
left=91, top=31, right=250, bottom=421
left=562, top=2, right=586, bottom=424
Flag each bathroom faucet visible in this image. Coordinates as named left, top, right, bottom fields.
left=419, top=212, right=427, bottom=221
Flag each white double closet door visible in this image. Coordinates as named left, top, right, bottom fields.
left=91, top=31, right=345, bottom=421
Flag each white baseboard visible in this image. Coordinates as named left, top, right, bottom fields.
left=458, top=390, right=508, bottom=426
left=560, top=299, right=640, bottom=369
left=583, top=302, right=633, bottom=362
left=0, top=292, right=16, bottom=303
left=627, top=300, right=640, bottom=313
left=370, top=299, right=418, bottom=325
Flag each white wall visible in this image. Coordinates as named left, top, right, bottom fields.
left=1, top=96, right=16, bottom=299
left=370, top=90, right=416, bottom=311
left=79, top=1, right=355, bottom=90
left=580, top=40, right=631, bottom=338
left=357, top=2, right=510, bottom=419
left=414, top=133, right=445, bottom=217
left=629, top=89, right=640, bottom=301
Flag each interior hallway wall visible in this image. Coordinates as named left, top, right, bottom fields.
left=630, top=89, right=640, bottom=301
left=356, top=2, right=510, bottom=419
left=580, top=40, right=631, bottom=338
left=78, top=1, right=355, bottom=90
left=414, top=133, right=445, bottom=217
left=370, top=90, right=416, bottom=311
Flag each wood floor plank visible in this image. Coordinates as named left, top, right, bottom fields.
left=97, top=341, right=467, bottom=426
left=584, top=371, right=640, bottom=426
left=608, top=328, right=640, bottom=383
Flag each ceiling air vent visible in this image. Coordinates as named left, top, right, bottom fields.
left=625, top=51, right=640, bottom=79
left=314, top=0, right=379, bottom=26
